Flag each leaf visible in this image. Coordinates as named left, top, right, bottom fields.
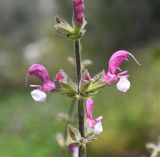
left=66, top=125, right=81, bottom=145
left=55, top=16, right=74, bottom=35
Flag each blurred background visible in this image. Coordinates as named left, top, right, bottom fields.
left=0, top=0, right=160, bottom=157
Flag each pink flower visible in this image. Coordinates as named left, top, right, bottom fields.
left=73, top=0, right=85, bottom=24
left=28, top=64, right=55, bottom=102
left=103, top=50, right=140, bottom=92
left=69, top=144, right=79, bottom=157
left=86, top=98, right=103, bottom=134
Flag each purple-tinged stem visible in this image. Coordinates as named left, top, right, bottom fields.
left=74, top=40, right=86, bottom=157
left=74, top=39, right=82, bottom=93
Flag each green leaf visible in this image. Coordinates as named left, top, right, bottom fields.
left=55, top=16, right=74, bottom=35
left=66, top=125, right=81, bottom=145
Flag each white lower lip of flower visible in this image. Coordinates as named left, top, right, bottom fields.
left=31, top=89, right=47, bottom=102
left=94, top=121, right=103, bottom=135
left=116, top=76, right=130, bottom=92
left=72, top=150, right=79, bottom=157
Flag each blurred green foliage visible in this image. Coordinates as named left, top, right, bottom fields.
left=0, top=0, right=160, bottom=157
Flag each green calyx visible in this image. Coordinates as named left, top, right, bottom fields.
left=55, top=69, right=106, bottom=98
left=54, top=16, right=87, bottom=40
left=80, top=70, right=106, bottom=97
left=66, top=124, right=97, bottom=146
left=55, top=70, right=77, bottom=97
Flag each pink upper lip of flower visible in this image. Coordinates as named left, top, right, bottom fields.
left=108, top=50, right=129, bottom=74
left=28, top=64, right=55, bottom=93
left=28, top=64, right=51, bottom=83
left=86, top=98, right=94, bottom=121
left=86, top=98, right=102, bottom=127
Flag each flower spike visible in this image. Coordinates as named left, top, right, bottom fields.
left=28, top=64, right=55, bottom=102
left=86, top=98, right=103, bottom=135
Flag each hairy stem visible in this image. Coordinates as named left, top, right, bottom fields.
left=78, top=99, right=86, bottom=157
left=78, top=99, right=84, bottom=137
left=74, top=39, right=82, bottom=93
left=74, top=39, right=86, bottom=157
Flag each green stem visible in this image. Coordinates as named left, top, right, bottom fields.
left=74, top=39, right=86, bottom=157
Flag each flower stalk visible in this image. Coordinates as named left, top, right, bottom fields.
left=74, top=39, right=82, bottom=93
left=74, top=39, right=86, bottom=157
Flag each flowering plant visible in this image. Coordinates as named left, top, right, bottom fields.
left=26, top=0, right=140, bottom=157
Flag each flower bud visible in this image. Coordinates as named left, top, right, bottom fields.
left=55, top=70, right=66, bottom=82
left=73, top=0, right=85, bottom=25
